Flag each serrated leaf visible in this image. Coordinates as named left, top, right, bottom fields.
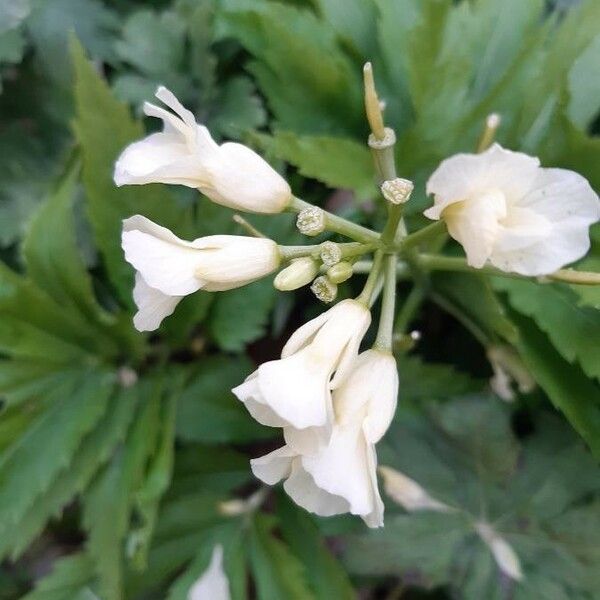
left=208, top=279, right=277, bottom=352
left=495, top=278, right=600, bottom=381
left=83, top=387, right=162, bottom=600
left=277, top=493, right=355, bottom=600
left=0, top=384, right=139, bottom=561
left=509, top=311, right=600, bottom=458
left=216, top=0, right=363, bottom=136
left=257, top=131, right=374, bottom=199
left=22, top=157, right=114, bottom=333
left=177, top=355, right=272, bottom=443
left=0, top=370, right=113, bottom=537
left=249, top=514, right=315, bottom=600
left=115, top=10, right=186, bottom=77
left=71, top=37, right=193, bottom=305
left=20, top=553, right=97, bottom=600
left=346, top=396, right=600, bottom=597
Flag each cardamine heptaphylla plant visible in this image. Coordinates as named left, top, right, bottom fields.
left=115, top=64, right=600, bottom=530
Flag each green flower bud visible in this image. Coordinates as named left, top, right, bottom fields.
left=274, top=257, right=319, bottom=291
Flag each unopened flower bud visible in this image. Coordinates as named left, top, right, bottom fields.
left=311, top=276, right=337, bottom=303
left=381, top=178, right=414, bottom=205
left=327, top=261, right=353, bottom=284
left=487, top=345, right=535, bottom=402
left=274, top=257, right=319, bottom=291
left=297, top=206, right=325, bottom=236
left=475, top=521, right=523, bottom=581
left=319, top=241, right=342, bottom=266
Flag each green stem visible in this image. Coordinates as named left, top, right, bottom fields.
left=418, top=254, right=600, bottom=285
left=394, top=284, right=427, bottom=336
left=374, top=254, right=397, bottom=352
left=290, top=196, right=380, bottom=245
left=399, top=220, right=447, bottom=252
left=357, top=249, right=385, bottom=305
left=279, top=241, right=374, bottom=262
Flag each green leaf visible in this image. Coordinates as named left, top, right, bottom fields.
left=509, top=311, right=600, bottom=458
left=20, top=553, right=97, bottom=600
left=22, top=157, right=113, bottom=331
left=0, top=370, right=113, bottom=537
left=115, top=10, right=186, bottom=77
left=431, top=272, right=518, bottom=344
left=397, top=354, right=484, bottom=405
left=216, top=0, right=363, bottom=136
left=567, top=33, right=600, bottom=129
left=83, top=386, right=162, bottom=600
left=346, top=396, right=600, bottom=597
left=176, top=355, right=273, bottom=443
left=495, top=278, right=600, bottom=381
left=0, top=384, right=139, bottom=561
left=249, top=514, right=315, bottom=600
left=257, top=131, right=374, bottom=199
left=208, top=279, right=277, bottom=352
left=277, top=493, right=355, bottom=600
left=71, top=37, right=192, bottom=305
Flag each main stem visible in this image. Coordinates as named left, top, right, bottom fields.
left=374, top=253, right=397, bottom=352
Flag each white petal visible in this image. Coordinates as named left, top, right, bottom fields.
left=122, top=228, right=205, bottom=296
left=188, top=545, right=231, bottom=600
left=250, top=446, right=295, bottom=485
left=443, top=189, right=507, bottom=268
left=379, top=465, right=452, bottom=513
left=301, top=419, right=376, bottom=518
left=333, top=350, right=398, bottom=443
left=132, top=273, right=181, bottom=332
left=425, top=144, right=539, bottom=219
left=283, top=461, right=351, bottom=517
left=362, top=438, right=384, bottom=528
left=281, top=308, right=331, bottom=358
left=200, top=142, right=291, bottom=214
left=254, top=349, right=333, bottom=429
left=232, top=374, right=290, bottom=428
left=193, top=236, right=280, bottom=284
left=283, top=424, right=331, bottom=456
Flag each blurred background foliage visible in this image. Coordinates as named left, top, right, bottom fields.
left=0, top=0, right=599, bottom=598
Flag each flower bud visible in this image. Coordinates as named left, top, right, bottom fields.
left=311, top=276, right=337, bottom=303
left=487, top=345, right=535, bottom=402
left=475, top=521, right=523, bottom=581
left=319, top=241, right=342, bottom=266
left=381, top=178, right=414, bottom=205
left=327, top=261, right=353, bottom=284
left=296, top=206, right=325, bottom=236
left=274, top=257, right=319, bottom=291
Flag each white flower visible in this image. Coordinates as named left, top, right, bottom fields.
left=122, top=215, right=280, bottom=331
left=114, top=86, right=291, bottom=214
left=250, top=350, right=398, bottom=528
left=232, top=299, right=371, bottom=451
left=424, top=144, right=600, bottom=275
left=188, top=545, right=230, bottom=600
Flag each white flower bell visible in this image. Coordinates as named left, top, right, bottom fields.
left=187, top=545, right=231, bottom=600
left=122, top=215, right=280, bottom=331
left=250, top=350, right=398, bottom=528
left=232, top=299, right=371, bottom=451
left=114, top=86, right=291, bottom=214
left=424, top=144, right=600, bottom=275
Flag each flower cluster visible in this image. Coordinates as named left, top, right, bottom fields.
left=115, top=84, right=599, bottom=529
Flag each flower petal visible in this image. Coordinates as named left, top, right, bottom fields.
left=188, top=545, right=231, bottom=600
left=250, top=446, right=295, bottom=485
left=132, top=273, right=181, bottom=332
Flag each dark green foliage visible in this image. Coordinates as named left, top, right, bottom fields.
left=0, top=1, right=598, bottom=599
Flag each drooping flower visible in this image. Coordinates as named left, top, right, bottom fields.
left=233, top=299, right=371, bottom=452
left=114, top=86, right=291, bottom=214
left=187, top=545, right=230, bottom=600
left=424, top=144, right=600, bottom=275
left=122, top=215, right=280, bottom=331
left=250, top=350, right=398, bottom=528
